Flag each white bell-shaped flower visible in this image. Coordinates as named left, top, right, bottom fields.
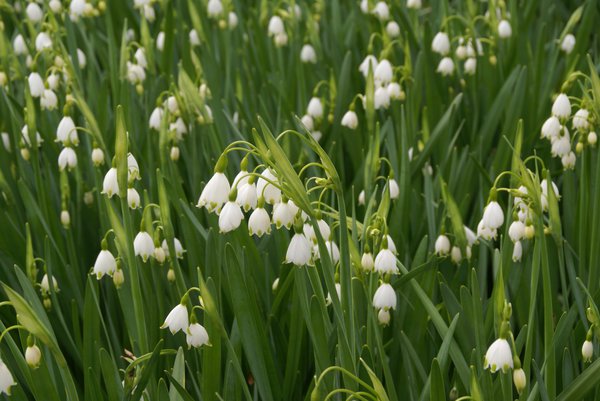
left=573, top=109, right=590, bottom=131
left=484, top=338, right=513, bottom=373
left=197, top=172, right=230, bottom=213
left=386, top=21, right=400, bottom=38
left=102, top=168, right=120, bottom=197
left=256, top=168, right=281, bottom=204
left=272, top=200, right=296, bottom=229
left=436, top=57, right=454, bottom=76
left=286, top=233, right=312, bottom=266
left=161, top=304, right=189, bottom=334
left=28, top=72, right=44, bottom=97
left=552, top=93, right=571, bottom=119
left=374, top=246, right=398, bottom=274
left=361, top=251, right=374, bottom=271
left=134, top=231, right=154, bottom=262
left=434, top=235, right=451, bottom=256
left=58, top=147, right=77, bottom=171
left=307, top=97, right=324, bottom=119
left=219, top=200, right=244, bottom=233
left=149, top=107, right=164, bottom=130
left=482, top=201, right=504, bottom=229
left=35, top=32, right=53, bottom=52
left=512, top=240, right=523, bottom=262
left=431, top=32, right=450, bottom=55
left=561, top=34, right=576, bottom=54
left=300, top=44, right=317, bottom=64
left=41, top=89, right=58, bottom=110
left=359, top=55, right=378, bottom=77
left=186, top=323, right=209, bottom=348
left=26, top=2, right=44, bottom=22
left=0, top=360, right=15, bottom=395
left=541, top=116, right=561, bottom=140
left=56, top=116, right=79, bottom=145
left=498, top=20, right=512, bottom=38
left=464, top=57, right=477, bottom=75
left=268, top=15, right=285, bottom=36
left=341, top=110, right=358, bottom=129
left=374, top=59, right=393, bottom=86
left=374, top=86, right=390, bottom=109
left=236, top=182, right=258, bottom=212
left=373, top=283, right=397, bottom=310
left=248, top=206, right=271, bottom=237
left=93, top=249, right=117, bottom=279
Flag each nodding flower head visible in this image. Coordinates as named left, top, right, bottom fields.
left=484, top=338, right=513, bottom=373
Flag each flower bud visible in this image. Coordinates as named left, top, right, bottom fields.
left=25, top=344, right=42, bottom=369
left=61, top=210, right=71, bottom=228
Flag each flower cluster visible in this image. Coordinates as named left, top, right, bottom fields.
left=161, top=292, right=210, bottom=349
left=540, top=93, right=596, bottom=170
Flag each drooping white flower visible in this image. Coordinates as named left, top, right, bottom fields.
left=76, top=48, right=87, bottom=68
left=378, top=309, right=391, bottom=325
left=156, top=32, right=165, bottom=51
left=58, top=147, right=77, bottom=171
left=573, top=109, right=590, bottom=131
left=286, top=233, right=312, bottom=266
left=102, top=168, right=119, bottom=197
left=552, top=93, right=571, bottom=119
left=218, top=201, right=244, bottom=233
left=464, top=57, right=477, bottom=75
left=482, top=201, right=504, bottom=229
left=450, top=246, right=462, bottom=264
left=388, top=178, right=399, bottom=199
left=228, top=12, right=238, bottom=28
left=268, top=16, right=285, bottom=36
left=373, top=283, right=397, bottom=310
left=341, top=110, right=358, bottom=129
left=274, top=32, right=288, bottom=47
left=477, top=220, right=497, bottom=241
left=41, top=89, right=58, bottom=110
left=307, top=97, right=324, bottom=119
left=47, top=72, right=59, bottom=90
left=69, top=0, right=86, bottom=21
left=207, top=0, right=223, bottom=18
left=304, top=219, right=331, bottom=242
left=498, top=20, right=512, bottom=38
left=300, top=44, right=317, bottom=64
left=162, top=237, right=185, bottom=260
left=588, top=131, right=597, bottom=146
left=561, top=34, right=576, bottom=54
left=41, top=274, right=59, bottom=293
left=186, top=323, right=209, bottom=348
left=126, top=62, right=146, bottom=84
left=431, top=32, right=450, bottom=56
left=383, top=85, right=400, bottom=103
left=21, top=125, right=43, bottom=148
left=372, top=2, right=390, bottom=21
left=35, top=32, right=53, bottom=52
left=464, top=226, right=477, bottom=246
left=508, top=221, right=525, bottom=242
left=386, top=235, right=397, bottom=254
left=49, top=0, right=62, bottom=13
left=374, top=59, right=393, bottom=86
left=56, top=116, right=79, bottom=145
left=541, top=116, right=561, bottom=140
left=272, top=200, right=296, bottom=229
left=92, top=148, right=104, bottom=166
left=436, top=57, right=454, bottom=76
left=513, top=368, right=526, bottom=393
left=13, top=34, right=28, bottom=55
left=149, top=107, right=164, bottom=130
left=256, top=168, right=281, bottom=204
left=512, top=240, right=523, bottom=262
left=562, top=151, right=576, bottom=169
left=407, top=0, right=421, bottom=8
left=248, top=206, right=271, bottom=237
left=313, top=241, right=340, bottom=264
left=326, top=283, right=341, bottom=305
left=25, top=344, right=42, bottom=368
left=197, top=172, right=230, bottom=213
left=134, top=231, right=154, bottom=262
left=386, top=21, right=400, bottom=38
left=484, top=338, right=513, bottom=372
left=0, top=360, right=15, bottom=395
left=161, top=304, right=189, bottom=334
left=361, top=251, right=374, bottom=271
left=582, top=340, right=593, bottom=362
left=128, top=188, right=141, bottom=209
left=551, top=132, right=571, bottom=158
left=93, top=249, right=117, bottom=279
left=236, top=182, right=258, bottom=212
left=359, top=55, right=378, bottom=77
left=26, top=2, right=44, bottom=22
left=134, top=48, right=147, bottom=68
left=435, top=235, right=451, bottom=256
left=28, top=72, right=44, bottom=97
left=189, top=29, right=201, bottom=46
left=374, top=247, right=398, bottom=274
left=358, top=190, right=366, bottom=206
left=374, top=86, right=390, bottom=109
